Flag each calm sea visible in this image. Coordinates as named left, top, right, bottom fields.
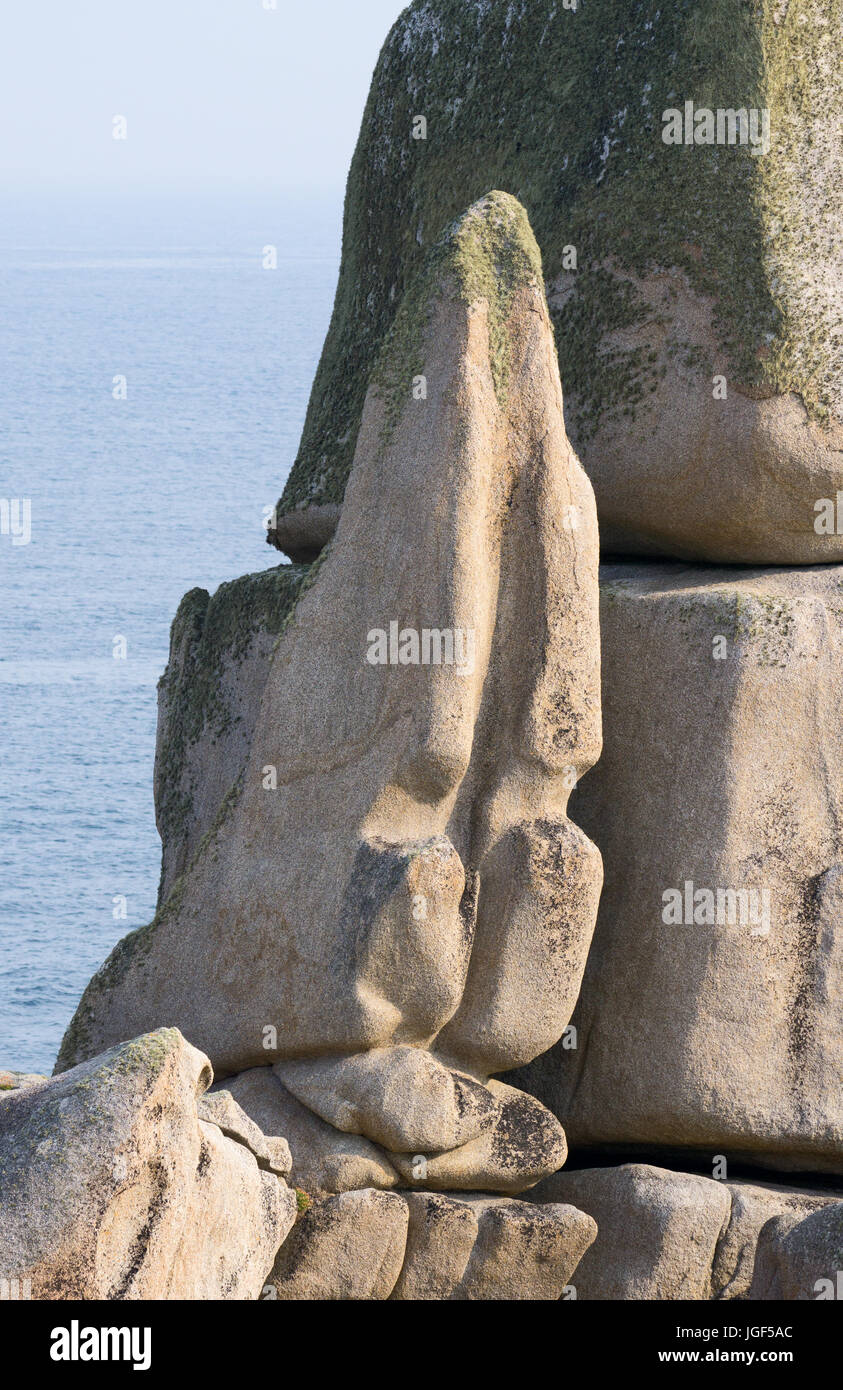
left=0, top=188, right=341, bottom=1073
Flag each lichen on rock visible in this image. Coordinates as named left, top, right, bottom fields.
left=268, top=0, right=843, bottom=565
left=154, top=563, right=309, bottom=903
left=371, top=189, right=544, bottom=441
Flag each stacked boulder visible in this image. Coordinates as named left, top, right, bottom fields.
left=258, top=0, right=842, bottom=1299
left=45, top=192, right=606, bottom=1297
left=515, top=561, right=843, bottom=1177
left=268, top=0, right=842, bottom=567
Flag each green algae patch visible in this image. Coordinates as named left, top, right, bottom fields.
left=104, top=1028, right=180, bottom=1078
left=155, top=564, right=308, bottom=864
left=371, top=189, right=543, bottom=441
left=270, top=0, right=842, bottom=537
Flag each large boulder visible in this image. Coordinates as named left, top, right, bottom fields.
left=267, top=1189, right=410, bottom=1301
left=515, top=561, right=843, bottom=1173
left=57, top=193, right=602, bottom=1195
left=715, top=1178, right=842, bottom=1301
left=538, top=1165, right=731, bottom=1301
left=0, top=1030, right=297, bottom=1300
left=393, top=1193, right=596, bottom=1301
left=534, top=1163, right=842, bottom=1300
left=268, top=0, right=843, bottom=565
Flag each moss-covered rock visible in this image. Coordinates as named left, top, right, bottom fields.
left=56, top=563, right=311, bottom=1074
left=269, top=0, right=843, bottom=565
left=154, top=563, right=308, bottom=903
left=371, top=187, right=543, bottom=440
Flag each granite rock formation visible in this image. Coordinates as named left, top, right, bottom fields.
left=265, top=1186, right=596, bottom=1301
left=533, top=1163, right=843, bottom=1300
left=38, top=7, right=843, bottom=1298
left=58, top=193, right=603, bottom=1197
left=749, top=1203, right=843, bottom=1299
left=268, top=0, right=843, bottom=566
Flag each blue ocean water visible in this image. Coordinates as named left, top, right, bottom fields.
left=0, top=188, right=341, bottom=1073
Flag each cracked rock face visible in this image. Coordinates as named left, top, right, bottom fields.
left=57, top=193, right=602, bottom=1195
left=0, top=1029, right=297, bottom=1300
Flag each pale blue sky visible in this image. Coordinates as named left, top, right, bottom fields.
left=0, top=0, right=408, bottom=192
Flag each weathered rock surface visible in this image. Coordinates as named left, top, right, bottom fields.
left=537, top=1164, right=731, bottom=1301
left=0, top=1030, right=297, bottom=1300
left=220, top=1067, right=401, bottom=1196
left=153, top=566, right=306, bottom=906
left=713, top=1179, right=841, bottom=1301
left=394, top=1194, right=595, bottom=1301
left=534, top=1164, right=843, bottom=1301
left=59, top=192, right=602, bottom=1194
left=389, top=1192, right=479, bottom=1299
left=275, top=1046, right=499, bottom=1154
left=750, top=1203, right=843, bottom=1300
left=0, top=1070, right=47, bottom=1093
left=197, top=1088, right=292, bottom=1178
left=265, top=1186, right=596, bottom=1300
left=226, top=1065, right=567, bottom=1198
left=515, top=562, right=843, bottom=1172
left=387, top=1080, right=567, bottom=1195
left=267, top=1189, right=410, bottom=1300
left=452, top=1197, right=595, bottom=1301
left=269, top=0, right=843, bottom=566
